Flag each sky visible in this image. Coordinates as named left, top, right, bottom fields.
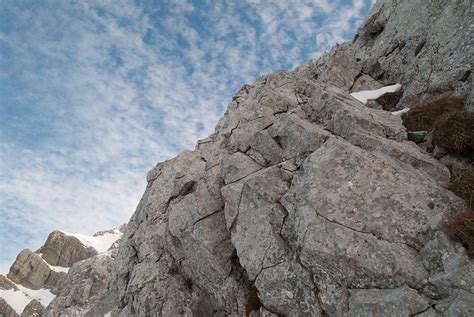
left=0, top=0, right=374, bottom=273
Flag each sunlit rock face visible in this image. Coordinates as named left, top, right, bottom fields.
left=38, top=231, right=98, bottom=267
left=7, top=249, right=59, bottom=290
left=352, top=0, right=473, bottom=111
left=108, top=1, right=473, bottom=316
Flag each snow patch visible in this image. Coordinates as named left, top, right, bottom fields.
left=0, top=277, right=55, bottom=314
left=104, top=312, right=112, bottom=317
left=61, top=229, right=122, bottom=254
left=391, top=108, right=410, bottom=116
left=47, top=263, right=69, bottom=273
left=350, top=83, right=402, bottom=104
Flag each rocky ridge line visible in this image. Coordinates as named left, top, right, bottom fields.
left=108, top=0, right=472, bottom=316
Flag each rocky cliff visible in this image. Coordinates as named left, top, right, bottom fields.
left=0, top=229, right=122, bottom=316
left=1, top=0, right=473, bottom=316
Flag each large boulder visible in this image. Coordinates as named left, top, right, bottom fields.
left=7, top=249, right=52, bottom=290
left=20, top=299, right=44, bottom=317
left=6, top=249, right=66, bottom=292
left=38, top=231, right=98, bottom=267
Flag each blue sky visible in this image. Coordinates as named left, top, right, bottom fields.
left=0, top=0, right=374, bottom=273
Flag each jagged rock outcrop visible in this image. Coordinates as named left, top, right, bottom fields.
left=107, top=1, right=472, bottom=316
left=0, top=275, right=18, bottom=291
left=40, top=229, right=123, bottom=316
left=7, top=249, right=62, bottom=291
left=4, top=230, right=98, bottom=300
left=21, top=299, right=44, bottom=317
left=38, top=231, right=98, bottom=267
left=43, top=255, right=116, bottom=316
left=0, top=298, right=18, bottom=317
left=353, top=0, right=472, bottom=111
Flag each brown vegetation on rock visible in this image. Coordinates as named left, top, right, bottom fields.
left=449, top=168, right=474, bottom=209
left=245, top=287, right=262, bottom=317
left=432, top=111, right=474, bottom=152
left=402, top=96, right=465, bottom=131
left=414, top=40, right=426, bottom=56
left=442, top=210, right=474, bottom=258
left=376, top=90, right=403, bottom=111
left=442, top=168, right=474, bottom=257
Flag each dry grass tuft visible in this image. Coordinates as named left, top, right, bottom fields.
left=402, top=96, right=465, bottom=131
left=432, top=111, right=474, bottom=152
left=376, top=91, right=403, bottom=111
left=450, top=168, right=474, bottom=209
left=442, top=210, right=474, bottom=258
left=245, top=287, right=262, bottom=317
left=414, top=40, right=426, bottom=56
left=443, top=168, right=474, bottom=257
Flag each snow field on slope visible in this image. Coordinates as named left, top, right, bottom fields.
left=61, top=228, right=122, bottom=253
left=0, top=278, right=55, bottom=314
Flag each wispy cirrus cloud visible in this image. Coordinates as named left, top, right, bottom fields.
left=0, top=0, right=373, bottom=272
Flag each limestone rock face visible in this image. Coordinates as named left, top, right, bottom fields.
left=108, top=1, right=473, bottom=316
left=0, top=298, right=18, bottom=317
left=43, top=255, right=115, bottom=317
left=0, top=276, right=19, bottom=317
left=0, top=275, right=18, bottom=291
left=353, top=0, right=473, bottom=111
left=38, top=231, right=98, bottom=267
left=21, top=299, right=44, bottom=317
left=7, top=249, right=54, bottom=290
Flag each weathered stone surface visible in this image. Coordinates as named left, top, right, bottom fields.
left=5, top=249, right=65, bottom=293
left=281, top=138, right=461, bottom=261
left=7, top=249, right=52, bottom=290
left=441, top=290, right=474, bottom=317
left=45, top=270, right=67, bottom=295
left=38, top=230, right=98, bottom=267
left=315, top=43, right=362, bottom=90
left=347, top=286, right=430, bottom=316
left=110, top=148, right=247, bottom=316
left=43, top=255, right=115, bottom=317
left=354, top=0, right=473, bottom=111
left=408, top=130, right=428, bottom=144
left=20, top=299, right=44, bottom=317
left=106, top=1, right=472, bottom=314
left=350, top=74, right=383, bottom=92
left=0, top=297, right=18, bottom=317
left=0, top=275, right=18, bottom=291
